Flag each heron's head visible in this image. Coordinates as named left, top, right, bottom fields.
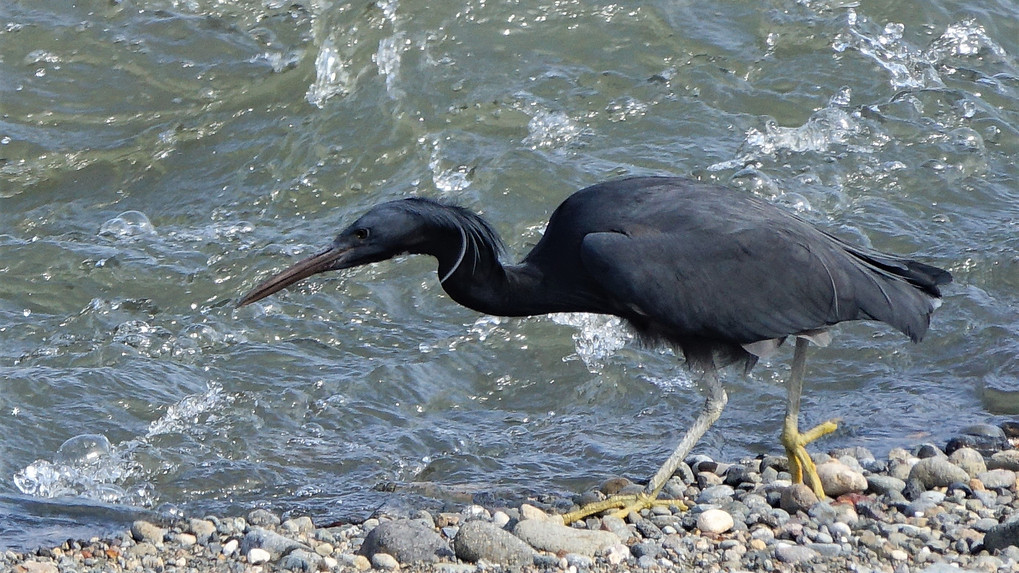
left=237, top=198, right=501, bottom=306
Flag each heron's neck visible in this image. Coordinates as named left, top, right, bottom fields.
left=431, top=239, right=574, bottom=317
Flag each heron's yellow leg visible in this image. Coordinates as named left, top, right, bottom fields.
left=560, top=493, right=687, bottom=524
left=560, top=369, right=725, bottom=524
left=781, top=337, right=838, bottom=499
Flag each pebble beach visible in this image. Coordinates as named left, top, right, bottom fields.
left=5, top=424, right=1019, bottom=573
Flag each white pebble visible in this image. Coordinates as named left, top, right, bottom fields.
left=519, top=503, right=549, bottom=521
left=697, top=509, right=735, bottom=534
left=492, top=510, right=511, bottom=528
left=248, top=548, right=271, bottom=564
left=221, top=539, right=238, bottom=556
left=372, top=552, right=400, bottom=570
left=603, top=544, right=629, bottom=565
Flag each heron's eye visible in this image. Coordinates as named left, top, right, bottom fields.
left=354, top=228, right=370, bottom=240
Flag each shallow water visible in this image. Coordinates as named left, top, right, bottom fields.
left=2, top=0, right=1017, bottom=550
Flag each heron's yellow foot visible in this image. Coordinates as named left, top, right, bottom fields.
left=560, top=492, right=688, bottom=525
left=781, top=419, right=838, bottom=499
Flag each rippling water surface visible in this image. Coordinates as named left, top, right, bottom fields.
left=2, top=0, right=1017, bottom=550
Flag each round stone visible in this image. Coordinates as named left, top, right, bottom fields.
left=248, top=548, right=271, bottom=565
left=697, top=509, right=735, bottom=534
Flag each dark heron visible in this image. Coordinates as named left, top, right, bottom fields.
left=238, top=176, right=951, bottom=519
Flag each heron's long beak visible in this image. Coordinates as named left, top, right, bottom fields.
left=237, top=245, right=351, bottom=307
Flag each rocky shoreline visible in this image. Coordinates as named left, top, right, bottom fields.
left=5, top=424, right=1019, bottom=573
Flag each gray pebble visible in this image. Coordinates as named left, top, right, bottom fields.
left=359, top=519, right=450, bottom=563
left=130, top=521, right=166, bottom=545
left=775, top=542, right=818, bottom=563
left=282, top=516, right=315, bottom=535
left=452, top=520, right=533, bottom=565
left=984, top=514, right=1019, bottom=552
left=989, top=450, right=1019, bottom=471
left=247, top=509, right=281, bottom=527
left=697, top=484, right=735, bottom=504
left=867, top=474, right=906, bottom=496
left=636, top=554, right=658, bottom=569
left=780, top=483, right=818, bottom=514
left=909, top=457, right=969, bottom=488
left=278, top=548, right=323, bottom=572
left=565, top=553, right=594, bottom=569
left=947, top=447, right=987, bottom=477
left=240, top=527, right=304, bottom=559
left=978, top=468, right=1017, bottom=489
left=371, top=552, right=400, bottom=570
left=599, top=515, right=631, bottom=541
left=630, top=541, right=663, bottom=559
left=188, top=518, right=217, bottom=546
left=513, top=519, right=620, bottom=556
left=806, top=542, right=843, bottom=557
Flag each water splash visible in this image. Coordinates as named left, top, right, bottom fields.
left=13, top=434, right=151, bottom=505
left=549, top=313, right=632, bottom=372
left=13, top=385, right=230, bottom=507
left=523, top=109, right=585, bottom=150
left=307, top=38, right=351, bottom=107
left=833, top=13, right=1013, bottom=91
left=376, top=32, right=407, bottom=98
left=710, top=88, right=867, bottom=172
left=427, top=137, right=472, bottom=192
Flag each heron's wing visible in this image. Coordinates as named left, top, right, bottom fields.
left=579, top=226, right=897, bottom=345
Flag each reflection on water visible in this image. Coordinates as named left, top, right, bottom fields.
left=2, top=0, right=1017, bottom=551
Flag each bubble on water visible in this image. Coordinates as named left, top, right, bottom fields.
left=113, top=320, right=174, bottom=356
left=54, top=434, right=112, bottom=466
left=98, top=210, right=156, bottom=239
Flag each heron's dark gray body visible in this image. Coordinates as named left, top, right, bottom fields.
left=413, top=176, right=948, bottom=369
